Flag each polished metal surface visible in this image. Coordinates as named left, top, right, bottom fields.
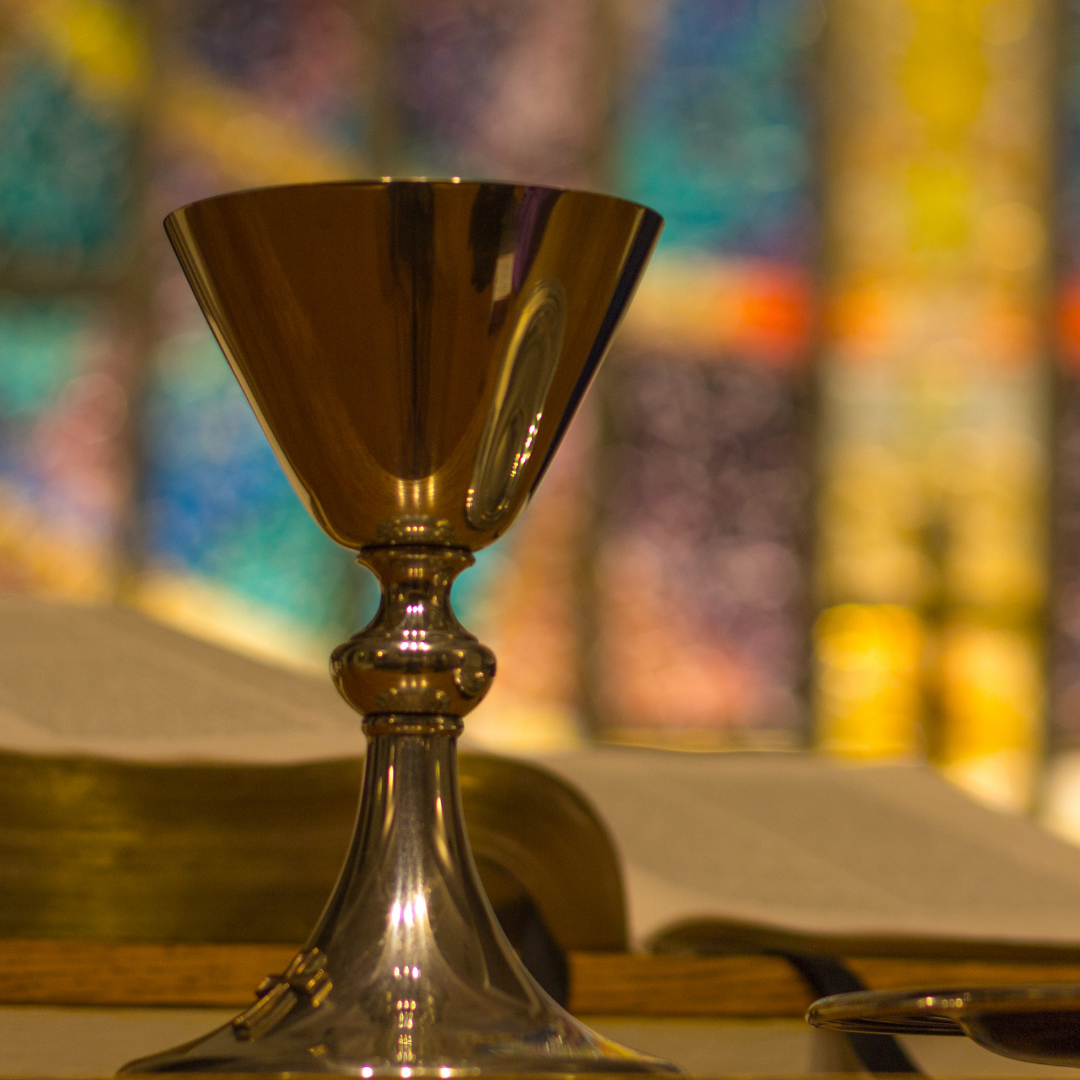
left=164, top=181, right=661, bottom=552
left=332, top=547, right=495, bottom=718
left=466, top=278, right=566, bottom=530
left=123, top=731, right=672, bottom=1075
left=122, top=180, right=669, bottom=1075
left=0, top=749, right=627, bottom=952
left=808, top=983, right=1080, bottom=1066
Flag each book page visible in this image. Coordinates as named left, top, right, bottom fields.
left=539, top=748, right=1080, bottom=953
left=0, top=596, right=363, bottom=762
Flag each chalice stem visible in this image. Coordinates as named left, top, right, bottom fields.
left=121, top=544, right=681, bottom=1073
left=306, top=717, right=546, bottom=1065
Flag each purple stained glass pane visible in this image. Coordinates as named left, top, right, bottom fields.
left=395, top=0, right=604, bottom=188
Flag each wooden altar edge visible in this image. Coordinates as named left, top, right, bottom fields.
left=3, top=941, right=1080, bottom=1016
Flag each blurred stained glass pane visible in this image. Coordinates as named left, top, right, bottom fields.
left=813, top=604, right=925, bottom=759
left=818, top=0, right=1051, bottom=812
left=139, top=327, right=360, bottom=662
left=390, top=0, right=611, bottom=752
left=0, top=0, right=142, bottom=599
left=185, top=0, right=366, bottom=150
left=133, top=0, right=374, bottom=668
left=619, top=0, right=815, bottom=260
left=395, top=0, right=604, bottom=188
left=0, top=1, right=145, bottom=279
left=1048, top=3, right=1080, bottom=806
left=0, top=297, right=131, bottom=597
left=593, top=0, right=817, bottom=745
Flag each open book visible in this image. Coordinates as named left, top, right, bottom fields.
left=5, top=595, right=1080, bottom=961
left=537, top=750, right=1080, bottom=960
left=0, top=593, right=363, bottom=762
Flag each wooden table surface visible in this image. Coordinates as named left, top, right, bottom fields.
left=4, top=939, right=1080, bottom=1016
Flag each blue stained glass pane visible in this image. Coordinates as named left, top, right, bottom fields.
left=143, top=330, right=373, bottom=636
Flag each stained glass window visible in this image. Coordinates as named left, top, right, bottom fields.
left=1, top=0, right=1079, bottom=821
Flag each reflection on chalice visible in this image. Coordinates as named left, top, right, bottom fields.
left=120, top=180, right=674, bottom=1075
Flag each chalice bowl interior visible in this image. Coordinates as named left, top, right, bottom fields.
left=120, top=180, right=671, bottom=1075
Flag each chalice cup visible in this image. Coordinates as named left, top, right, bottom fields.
left=121, top=181, right=671, bottom=1075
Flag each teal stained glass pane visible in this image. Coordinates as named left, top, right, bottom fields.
left=619, top=0, right=815, bottom=258
left=0, top=300, right=83, bottom=418
left=0, top=53, right=136, bottom=276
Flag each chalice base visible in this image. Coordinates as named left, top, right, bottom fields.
left=120, top=727, right=681, bottom=1076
